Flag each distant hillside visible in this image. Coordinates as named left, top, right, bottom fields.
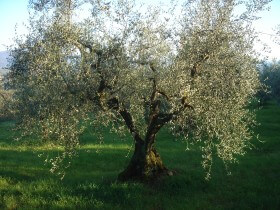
left=0, top=51, right=10, bottom=69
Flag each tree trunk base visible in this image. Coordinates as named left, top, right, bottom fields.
left=117, top=148, right=174, bottom=182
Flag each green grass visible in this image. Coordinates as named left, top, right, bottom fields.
left=0, top=102, right=280, bottom=209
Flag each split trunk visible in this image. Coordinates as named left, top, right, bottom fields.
left=118, top=132, right=173, bottom=182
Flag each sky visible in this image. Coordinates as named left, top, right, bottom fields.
left=0, top=0, right=279, bottom=60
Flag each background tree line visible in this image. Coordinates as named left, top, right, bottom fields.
left=257, top=60, right=280, bottom=105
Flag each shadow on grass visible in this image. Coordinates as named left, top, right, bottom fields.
left=1, top=142, right=279, bottom=209
left=0, top=141, right=214, bottom=209
left=0, top=102, right=280, bottom=209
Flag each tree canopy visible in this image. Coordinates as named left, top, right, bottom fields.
left=5, top=0, right=270, bottom=181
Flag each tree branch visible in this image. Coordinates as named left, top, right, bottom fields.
left=105, top=96, right=143, bottom=142
left=191, top=51, right=210, bottom=77
left=119, top=108, right=144, bottom=143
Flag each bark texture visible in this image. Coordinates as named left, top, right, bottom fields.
left=118, top=135, right=173, bottom=182
left=118, top=144, right=171, bottom=181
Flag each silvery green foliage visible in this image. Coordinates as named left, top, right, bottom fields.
left=8, top=0, right=268, bottom=179
left=0, top=74, right=14, bottom=119
left=259, top=61, right=280, bottom=103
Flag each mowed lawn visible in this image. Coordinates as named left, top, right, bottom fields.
left=0, top=102, right=279, bottom=209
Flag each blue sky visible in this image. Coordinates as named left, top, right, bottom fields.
left=0, top=0, right=29, bottom=50
left=0, top=0, right=279, bottom=59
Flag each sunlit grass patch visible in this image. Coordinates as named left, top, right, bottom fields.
left=81, top=143, right=132, bottom=151
left=0, top=102, right=279, bottom=209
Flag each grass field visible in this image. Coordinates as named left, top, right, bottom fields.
left=0, top=102, right=279, bottom=209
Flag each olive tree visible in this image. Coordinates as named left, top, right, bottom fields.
left=0, top=74, right=8, bottom=118
left=258, top=60, right=280, bottom=104
left=0, top=73, right=14, bottom=120
left=7, top=0, right=269, bottom=181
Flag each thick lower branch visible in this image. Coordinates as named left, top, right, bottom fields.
left=119, top=108, right=143, bottom=142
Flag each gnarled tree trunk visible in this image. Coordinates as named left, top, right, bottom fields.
left=118, top=132, right=172, bottom=182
